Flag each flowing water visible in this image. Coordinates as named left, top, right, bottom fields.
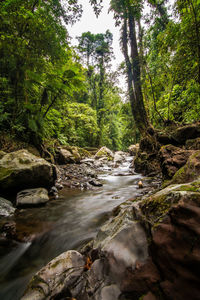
left=0, top=156, right=145, bottom=300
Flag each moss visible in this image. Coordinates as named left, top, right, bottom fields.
left=141, top=190, right=181, bottom=226
left=50, top=258, right=64, bottom=269
left=0, top=167, right=13, bottom=181
left=77, top=147, right=91, bottom=158
left=19, top=158, right=32, bottom=164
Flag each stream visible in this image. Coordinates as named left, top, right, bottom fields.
left=0, top=156, right=147, bottom=300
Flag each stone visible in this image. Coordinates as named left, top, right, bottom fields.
left=128, top=144, right=139, bottom=156
left=0, top=150, right=6, bottom=159
left=0, top=149, right=56, bottom=196
left=94, top=147, right=114, bottom=160
left=171, top=122, right=200, bottom=144
left=114, top=151, right=127, bottom=167
left=159, top=144, right=192, bottom=179
left=16, top=188, right=49, bottom=207
left=89, top=179, right=103, bottom=187
left=134, top=151, right=161, bottom=176
left=170, top=151, right=200, bottom=184
left=93, top=204, right=149, bottom=289
left=56, top=148, right=75, bottom=164
left=22, top=250, right=85, bottom=300
left=0, top=197, right=15, bottom=217
left=149, top=188, right=200, bottom=300
left=185, top=137, right=200, bottom=150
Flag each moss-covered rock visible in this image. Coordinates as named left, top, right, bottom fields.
left=171, top=122, right=200, bottom=144
left=159, top=144, right=192, bottom=179
left=0, top=149, right=55, bottom=196
left=134, top=151, right=161, bottom=175
left=140, top=178, right=200, bottom=227
left=169, top=151, right=200, bottom=184
left=94, top=146, right=114, bottom=161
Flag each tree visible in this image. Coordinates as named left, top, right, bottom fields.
left=77, top=30, right=114, bottom=145
left=110, top=0, right=152, bottom=136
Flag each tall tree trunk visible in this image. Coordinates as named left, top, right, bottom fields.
left=125, top=14, right=151, bottom=135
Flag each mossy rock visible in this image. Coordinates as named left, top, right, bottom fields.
left=77, top=147, right=92, bottom=158
left=169, top=151, right=200, bottom=185
left=94, top=146, right=114, bottom=160
left=0, top=149, right=55, bottom=196
left=140, top=178, right=200, bottom=226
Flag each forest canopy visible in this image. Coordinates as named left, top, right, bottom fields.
left=0, top=0, right=199, bottom=150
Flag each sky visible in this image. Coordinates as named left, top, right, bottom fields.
left=69, top=0, right=124, bottom=72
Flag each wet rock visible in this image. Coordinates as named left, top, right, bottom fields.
left=57, top=163, right=100, bottom=190
left=159, top=144, right=192, bottom=179
left=89, top=179, right=103, bottom=187
left=0, top=197, right=15, bottom=217
left=22, top=250, right=85, bottom=300
left=16, top=188, right=49, bottom=207
left=114, top=151, right=127, bottom=167
left=55, top=182, right=63, bottom=190
left=80, top=158, right=95, bottom=166
left=128, top=144, right=139, bottom=156
left=0, top=149, right=55, bottom=196
left=95, top=147, right=114, bottom=161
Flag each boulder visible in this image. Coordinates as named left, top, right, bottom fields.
left=56, top=146, right=89, bottom=165
left=185, top=137, right=200, bottom=150
left=0, top=197, right=15, bottom=217
left=128, top=144, right=139, bottom=156
left=113, top=151, right=127, bottom=167
left=0, top=149, right=56, bottom=196
left=170, top=151, right=200, bottom=184
left=22, top=250, right=85, bottom=300
left=94, top=147, right=114, bottom=161
left=159, top=144, right=192, bottom=179
left=134, top=151, right=161, bottom=175
left=145, top=182, right=200, bottom=300
left=171, top=122, right=200, bottom=145
left=56, top=148, right=75, bottom=164
left=16, top=188, right=49, bottom=207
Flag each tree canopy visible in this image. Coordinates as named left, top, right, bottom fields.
left=0, top=0, right=199, bottom=150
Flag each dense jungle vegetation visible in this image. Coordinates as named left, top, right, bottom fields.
left=0, top=0, right=199, bottom=151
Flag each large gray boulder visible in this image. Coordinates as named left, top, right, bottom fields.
left=22, top=250, right=85, bottom=300
left=0, top=197, right=15, bottom=217
left=16, top=188, right=49, bottom=207
left=0, top=149, right=56, bottom=195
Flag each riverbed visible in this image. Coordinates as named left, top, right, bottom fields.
left=0, top=157, right=150, bottom=300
